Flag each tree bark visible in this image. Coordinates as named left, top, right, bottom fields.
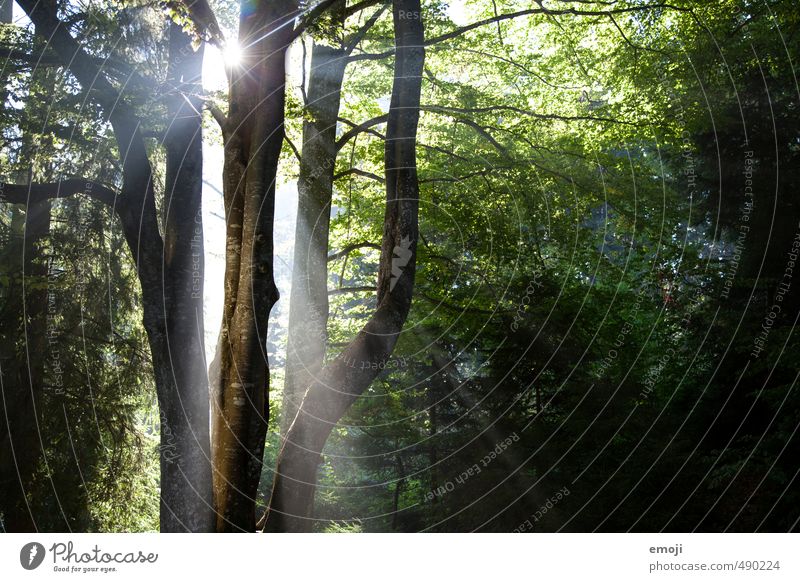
left=264, top=0, right=424, bottom=532
left=210, top=0, right=294, bottom=532
left=281, top=0, right=387, bottom=438
left=281, top=41, right=347, bottom=437
left=157, top=22, right=214, bottom=533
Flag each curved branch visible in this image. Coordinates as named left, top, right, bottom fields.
left=333, top=168, right=385, bottom=183
left=284, top=133, right=302, bottom=162
left=431, top=2, right=687, bottom=45
left=291, top=0, right=344, bottom=41
left=344, top=4, right=389, bottom=54
left=344, top=0, right=383, bottom=19
left=336, top=114, right=388, bottom=150
left=327, top=241, right=381, bottom=262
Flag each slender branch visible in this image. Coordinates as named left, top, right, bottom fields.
left=419, top=142, right=470, bottom=162
left=454, top=117, right=513, bottom=159
left=0, top=44, right=158, bottom=89
left=418, top=291, right=502, bottom=315
left=344, top=4, right=389, bottom=54
left=291, top=0, right=344, bottom=41
left=422, top=104, right=632, bottom=125
left=457, top=47, right=582, bottom=90
left=327, top=285, right=376, bottom=296
left=344, top=0, right=382, bottom=19
left=420, top=167, right=511, bottom=184
left=284, top=133, right=302, bottom=162
left=333, top=168, right=384, bottom=183
left=0, top=46, right=62, bottom=66
left=335, top=114, right=388, bottom=150
left=327, top=241, right=381, bottom=262
left=431, top=2, right=686, bottom=45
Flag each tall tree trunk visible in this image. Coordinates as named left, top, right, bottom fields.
left=281, top=41, right=347, bottom=437
left=265, top=0, right=424, bottom=532
left=210, top=0, right=293, bottom=532
left=156, top=23, right=214, bottom=533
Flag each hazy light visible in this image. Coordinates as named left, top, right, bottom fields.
left=222, top=42, right=242, bottom=68
left=203, top=42, right=243, bottom=91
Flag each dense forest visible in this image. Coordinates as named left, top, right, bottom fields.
left=0, top=0, right=798, bottom=532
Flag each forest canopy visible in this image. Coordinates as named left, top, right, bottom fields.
left=0, top=0, right=798, bottom=532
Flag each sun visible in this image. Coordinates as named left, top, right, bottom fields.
left=222, top=42, right=242, bottom=68
left=202, top=42, right=242, bottom=91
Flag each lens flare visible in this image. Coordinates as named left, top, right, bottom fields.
left=222, top=42, right=242, bottom=68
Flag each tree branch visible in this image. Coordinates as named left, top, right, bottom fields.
left=344, top=0, right=383, bottom=19
left=284, top=133, right=302, bottom=162
left=418, top=291, right=501, bottom=315
left=335, top=114, right=388, bottom=150
left=349, top=2, right=687, bottom=61
left=0, top=45, right=63, bottom=66
left=422, top=104, right=632, bottom=125
left=454, top=117, right=513, bottom=160
left=333, top=168, right=384, bottom=183
left=291, top=0, right=344, bottom=41
left=419, top=167, right=511, bottom=184
left=17, top=0, right=157, bottom=204
left=327, top=241, right=381, bottom=262
left=344, top=4, right=389, bottom=54
left=327, top=285, right=377, bottom=296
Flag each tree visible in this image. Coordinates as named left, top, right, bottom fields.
left=6, top=0, right=213, bottom=532
left=265, top=0, right=425, bottom=531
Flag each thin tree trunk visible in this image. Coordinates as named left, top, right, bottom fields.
left=281, top=41, right=347, bottom=437
left=280, top=0, right=387, bottom=437
left=265, top=0, right=425, bottom=532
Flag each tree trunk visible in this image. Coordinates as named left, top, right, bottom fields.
left=281, top=41, right=347, bottom=436
left=265, top=0, right=424, bottom=532
left=156, top=23, right=214, bottom=533
left=210, top=0, right=293, bottom=532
